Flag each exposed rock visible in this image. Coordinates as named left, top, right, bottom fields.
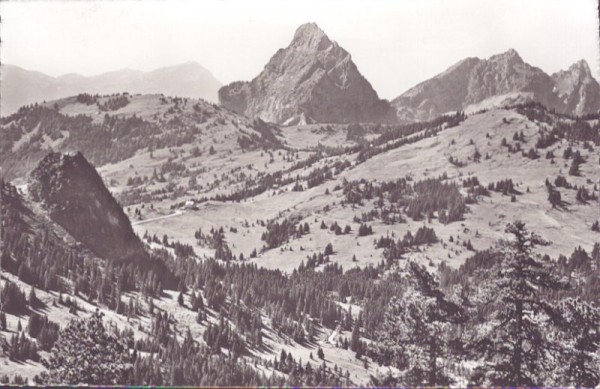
left=551, top=59, right=600, bottom=116
left=219, top=23, right=395, bottom=124
left=29, top=151, right=144, bottom=261
left=393, top=49, right=599, bottom=121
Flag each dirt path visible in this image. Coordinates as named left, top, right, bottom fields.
left=132, top=210, right=184, bottom=225
left=328, top=324, right=341, bottom=344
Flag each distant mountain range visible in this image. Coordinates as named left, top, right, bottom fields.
left=3, top=23, right=598, bottom=122
left=219, top=24, right=599, bottom=124
left=392, top=49, right=600, bottom=122
left=1, top=62, right=222, bottom=116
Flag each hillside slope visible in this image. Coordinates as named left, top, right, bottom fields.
left=0, top=99, right=598, bottom=386
left=0, top=93, right=279, bottom=181
left=91, top=104, right=599, bottom=274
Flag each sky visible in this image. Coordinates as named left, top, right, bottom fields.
left=1, top=0, right=598, bottom=100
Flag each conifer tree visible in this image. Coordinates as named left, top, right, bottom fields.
left=471, top=221, right=566, bottom=386
left=29, top=286, right=38, bottom=307
left=549, top=298, right=600, bottom=387
left=43, top=310, right=132, bottom=385
left=374, top=261, right=465, bottom=386
left=350, top=320, right=361, bottom=352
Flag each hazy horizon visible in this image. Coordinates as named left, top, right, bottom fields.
left=3, top=61, right=222, bottom=83
left=2, top=0, right=598, bottom=99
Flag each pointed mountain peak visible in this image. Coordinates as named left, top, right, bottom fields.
left=553, top=59, right=594, bottom=81
left=219, top=22, right=393, bottom=124
left=570, top=59, right=592, bottom=76
left=490, top=48, right=523, bottom=64
left=292, top=22, right=332, bottom=50
left=294, top=22, right=324, bottom=38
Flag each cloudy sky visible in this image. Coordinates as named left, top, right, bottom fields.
left=2, top=0, right=598, bottom=99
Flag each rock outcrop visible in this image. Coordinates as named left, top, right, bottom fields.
left=551, top=59, right=600, bottom=116
left=29, top=151, right=144, bottom=262
left=392, top=50, right=599, bottom=121
left=219, top=23, right=395, bottom=124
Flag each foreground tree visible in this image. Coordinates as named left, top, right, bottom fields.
left=471, top=221, right=566, bottom=386
left=373, top=262, right=465, bottom=386
left=43, top=310, right=132, bottom=385
left=549, top=298, right=600, bottom=387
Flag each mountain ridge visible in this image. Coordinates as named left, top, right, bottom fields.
left=1, top=62, right=222, bottom=116
left=392, top=49, right=600, bottom=121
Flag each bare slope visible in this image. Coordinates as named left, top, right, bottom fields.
left=0, top=93, right=276, bottom=181
left=113, top=106, right=598, bottom=273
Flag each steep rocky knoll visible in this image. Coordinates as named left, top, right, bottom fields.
left=219, top=23, right=395, bottom=125
left=29, top=151, right=144, bottom=262
left=393, top=49, right=599, bottom=121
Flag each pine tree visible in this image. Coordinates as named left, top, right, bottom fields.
left=279, top=349, right=287, bottom=369
left=42, top=310, right=132, bottom=385
left=549, top=298, right=600, bottom=387
left=27, top=312, right=45, bottom=338
left=471, top=221, right=566, bottom=386
left=374, top=261, right=465, bottom=386
left=189, top=290, right=196, bottom=309
left=548, top=186, right=561, bottom=208
left=193, top=293, right=204, bottom=311
left=29, top=286, right=38, bottom=307
left=0, top=281, right=28, bottom=314
left=350, top=320, right=361, bottom=352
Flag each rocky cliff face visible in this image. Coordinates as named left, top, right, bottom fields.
left=393, top=57, right=481, bottom=122
left=551, top=60, right=600, bottom=116
left=29, top=151, right=144, bottom=262
left=219, top=23, right=395, bottom=125
left=393, top=49, right=599, bottom=121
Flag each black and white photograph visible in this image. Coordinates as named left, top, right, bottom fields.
left=0, top=0, right=599, bottom=387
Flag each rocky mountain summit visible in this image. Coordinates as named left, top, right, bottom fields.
left=551, top=59, right=600, bottom=116
left=219, top=23, right=395, bottom=125
left=392, top=49, right=600, bottom=121
left=29, top=151, right=144, bottom=262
